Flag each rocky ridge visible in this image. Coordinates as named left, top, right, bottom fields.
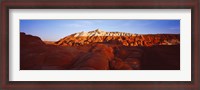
left=55, top=29, right=180, bottom=47
left=72, top=29, right=134, bottom=37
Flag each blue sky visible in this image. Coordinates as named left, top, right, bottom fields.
left=20, top=20, right=180, bottom=41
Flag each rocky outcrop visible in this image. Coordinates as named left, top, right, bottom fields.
left=20, top=32, right=47, bottom=69
left=55, top=29, right=180, bottom=47
left=71, top=44, right=114, bottom=70
left=20, top=32, right=45, bottom=48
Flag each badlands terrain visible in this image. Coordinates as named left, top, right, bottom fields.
left=20, top=29, right=180, bottom=70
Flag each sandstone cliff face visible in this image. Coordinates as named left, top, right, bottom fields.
left=20, top=32, right=47, bottom=69
left=55, top=29, right=180, bottom=47
left=20, top=32, right=45, bottom=47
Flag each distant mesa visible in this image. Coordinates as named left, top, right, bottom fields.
left=20, top=28, right=180, bottom=47
left=72, top=29, right=134, bottom=37
left=55, top=29, right=180, bottom=47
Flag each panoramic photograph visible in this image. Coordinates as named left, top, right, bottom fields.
left=20, top=20, right=180, bottom=70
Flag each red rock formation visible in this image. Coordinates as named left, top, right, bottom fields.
left=20, top=31, right=180, bottom=70
left=55, top=29, right=180, bottom=47
left=20, top=32, right=45, bottom=47
left=20, top=32, right=116, bottom=70
left=110, top=57, right=132, bottom=70
left=71, top=44, right=114, bottom=70
left=20, top=32, right=46, bottom=69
